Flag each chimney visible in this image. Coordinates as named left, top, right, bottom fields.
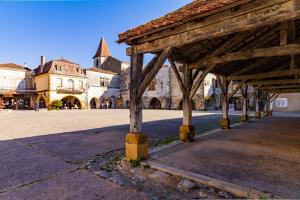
left=40, top=56, right=45, bottom=73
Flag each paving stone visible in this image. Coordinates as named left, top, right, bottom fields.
left=93, top=170, right=112, bottom=179
left=177, top=180, right=197, bottom=192
left=0, top=170, right=147, bottom=200
left=149, top=171, right=170, bottom=179
left=109, top=176, right=130, bottom=186
left=149, top=116, right=300, bottom=198
left=0, top=140, right=74, bottom=192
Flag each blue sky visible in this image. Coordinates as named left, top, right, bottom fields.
left=0, top=0, right=191, bottom=69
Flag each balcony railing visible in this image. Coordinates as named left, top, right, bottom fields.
left=56, top=87, right=86, bottom=94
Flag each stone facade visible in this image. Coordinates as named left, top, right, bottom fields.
left=0, top=63, right=35, bottom=109
left=86, top=68, right=121, bottom=109
left=272, top=93, right=300, bottom=112
left=120, top=63, right=219, bottom=111
left=34, top=58, right=88, bottom=109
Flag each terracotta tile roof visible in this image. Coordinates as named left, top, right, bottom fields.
left=93, top=37, right=112, bottom=58
left=54, top=58, right=80, bottom=66
left=86, top=67, right=118, bottom=75
left=34, top=58, right=86, bottom=77
left=0, top=63, right=28, bottom=71
left=118, top=0, right=241, bottom=43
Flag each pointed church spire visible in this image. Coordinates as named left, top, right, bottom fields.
left=93, top=37, right=112, bottom=59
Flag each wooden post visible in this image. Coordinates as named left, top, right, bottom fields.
left=255, top=90, right=261, bottom=119
left=179, top=65, right=195, bottom=142
left=241, top=85, right=249, bottom=122
left=220, top=76, right=230, bottom=129
left=125, top=53, right=148, bottom=161
left=267, top=93, right=273, bottom=116
left=262, top=92, right=268, bottom=117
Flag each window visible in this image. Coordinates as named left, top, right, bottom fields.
left=275, top=98, right=288, bottom=108
left=67, top=79, right=74, bottom=89
left=148, top=78, right=156, bottom=91
left=55, top=65, right=62, bottom=71
left=79, top=80, right=84, bottom=89
left=57, top=78, right=63, bottom=87
left=100, top=77, right=110, bottom=87
left=96, top=59, right=99, bottom=67
left=160, top=82, right=163, bottom=90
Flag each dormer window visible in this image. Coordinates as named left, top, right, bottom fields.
left=55, top=65, right=62, bottom=71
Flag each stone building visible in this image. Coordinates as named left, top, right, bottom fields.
left=34, top=57, right=88, bottom=109
left=86, top=67, right=121, bottom=109
left=0, top=63, right=35, bottom=109
left=120, top=61, right=220, bottom=110
left=272, top=93, right=300, bottom=112
left=93, top=37, right=129, bottom=73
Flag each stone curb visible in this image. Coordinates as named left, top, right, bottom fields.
left=143, top=160, right=281, bottom=199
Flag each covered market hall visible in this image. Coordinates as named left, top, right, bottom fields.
left=118, top=0, right=300, bottom=160
left=118, top=1, right=300, bottom=198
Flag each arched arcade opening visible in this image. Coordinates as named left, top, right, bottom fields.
left=61, top=96, right=82, bottom=109
left=149, top=97, right=161, bottom=109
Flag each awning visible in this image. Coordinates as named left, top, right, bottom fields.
left=2, top=92, right=14, bottom=98
left=0, top=90, right=17, bottom=97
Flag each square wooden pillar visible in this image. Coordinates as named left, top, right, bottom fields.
left=241, top=85, right=249, bottom=122
left=266, top=93, right=272, bottom=116
left=125, top=53, right=148, bottom=161
left=220, top=76, right=230, bottom=129
left=179, top=65, right=195, bottom=142
left=255, top=90, right=261, bottom=119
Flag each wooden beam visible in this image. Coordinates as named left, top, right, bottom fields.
left=271, top=93, right=280, bottom=102
left=280, top=22, right=289, bottom=45
left=137, top=47, right=173, bottom=99
left=217, top=75, right=225, bottom=96
left=247, top=91, right=255, bottom=101
left=141, top=55, right=159, bottom=81
left=228, top=69, right=300, bottom=80
left=131, top=0, right=300, bottom=54
left=261, top=84, right=300, bottom=89
left=168, top=57, right=185, bottom=94
left=189, top=44, right=300, bottom=68
left=229, top=59, right=270, bottom=76
left=268, top=88, right=300, bottom=93
left=228, top=80, right=247, bottom=100
left=189, top=65, right=216, bottom=101
left=249, top=79, right=300, bottom=85
left=191, top=30, right=258, bottom=82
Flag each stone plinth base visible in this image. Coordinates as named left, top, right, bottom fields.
left=179, top=125, right=195, bottom=142
left=220, top=118, right=230, bottom=129
left=267, top=111, right=273, bottom=116
left=125, top=133, right=148, bottom=161
left=241, top=115, right=249, bottom=122
left=255, top=112, right=261, bottom=119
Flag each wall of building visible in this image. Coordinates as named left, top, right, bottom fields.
left=273, top=93, right=300, bottom=112
left=86, top=70, right=121, bottom=108
left=34, top=74, right=49, bottom=92
left=0, top=68, right=26, bottom=91
left=120, top=65, right=209, bottom=110
left=49, top=74, right=87, bottom=92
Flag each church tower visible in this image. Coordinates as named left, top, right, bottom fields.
left=93, top=37, right=112, bottom=68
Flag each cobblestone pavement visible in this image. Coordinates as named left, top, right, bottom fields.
left=149, top=116, right=300, bottom=199
left=0, top=109, right=241, bottom=199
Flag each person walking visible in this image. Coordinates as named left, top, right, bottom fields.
left=35, top=101, right=39, bottom=111
left=106, top=100, right=110, bottom=109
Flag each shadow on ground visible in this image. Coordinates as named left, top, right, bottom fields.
left=0, top=113, right=240, bottom=196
